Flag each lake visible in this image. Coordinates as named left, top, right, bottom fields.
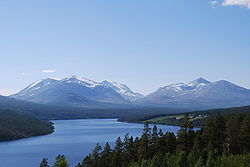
left=0, top=119, right=181, bottom=167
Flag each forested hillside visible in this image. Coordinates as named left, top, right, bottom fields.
left=0, top=95, right=184, bottom=120
left=119, top=105, right=250, bottom=127
left=41, top=112, right=250, bottom=167
left=0, top=110, right=54, bottom=141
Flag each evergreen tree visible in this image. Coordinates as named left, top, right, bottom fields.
left=123, top=134, right=136, bottom=166
left=206, top=151, right=216, bottom=167
left=39, top=158, right=50, bottom=167
left=138, top=122, right=151, bottom=162
left=194, top=157, right=204, bottom=167
left=188, top=130, right=205, bottom=167
left=111, top=137, right=123, bottom=167
left=99, top=142, right=112, bottom=167
left=140, top=159, right=150, bottom=167
left=176, top=151, right=188, bottom=167
left=91, top=143, right=102, bottom=166
left=177, top=113, right=194, bottom=153
left=149, top=155, right=163, bottom=167
left=239, top=114, right=250, bottom=153
left=151, top=125, right=160, bottom=155
left=81, top=154, right=93, bottom=167
left=203, top=113, right=226, bottom=155
left=165, top=152, right=178, bottom=167
left=53, top=155, right=69, bottom=167
left=165, top=132, right=177, bottom=154
left=134, top=137, right=140, bottom=162
left=226, top=114, right=244, bottom=154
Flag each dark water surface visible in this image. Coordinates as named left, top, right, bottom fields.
left=0, top=119, right=180, bottom=167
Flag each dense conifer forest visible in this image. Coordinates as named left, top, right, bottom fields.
left=39, top=112, right=250, bottom=167
left=0, top=109, right=54, bottom=141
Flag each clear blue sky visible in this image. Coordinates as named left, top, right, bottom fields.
left=0, top=0, right=250, bottom=95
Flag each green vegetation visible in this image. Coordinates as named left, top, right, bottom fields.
left=119, top=113, right=205, bottom=127
left=119, top=105, right=250, bottom=128
left=145, top=114, right=205, bottom=127
left=0, top=109, right=54, bottom=141
left=40, top=112, right=250, bottom=167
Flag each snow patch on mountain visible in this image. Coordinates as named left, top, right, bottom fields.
left=187, top=78, right=211, bottom=89
left=11, top=76, right=143, bottom=102
left=61, top=76, right=100, bottom=88
left=13, top=78, right=59, bottom=97
left=156, top=78, right=211, bottom=97
left=141, top=78, right=250, bottom=109
left=101, top=80, right=144, bottom=101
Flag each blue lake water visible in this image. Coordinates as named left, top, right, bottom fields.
left=0, top=119, right=181, bottom=167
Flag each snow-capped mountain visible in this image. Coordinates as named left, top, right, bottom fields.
left=13, top=78, right=59, bottom=98
left=101, top=80, right=144, bottom=101
left=145, top=78, right=211, bottom=98
left=11, top=76, right=143, bottom=107
left=187, top=78, right=211, bottom=89
left=139, top=78, right=250, bottom=109
left=10, top=77, right=250, bottom=110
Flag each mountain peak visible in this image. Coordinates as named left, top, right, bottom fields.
left=102, top=80, right=119, bottom=85
left=101, top=80, right=143, bottom=101
left=189, top=77, right=211, bottom=84
left=62, top=76, right=98, bottom=87
left=215, top=80, right=232, bottom=84
left=187, top=77, right=211, bottom=88
left=28, top=78, right=59, bottom=88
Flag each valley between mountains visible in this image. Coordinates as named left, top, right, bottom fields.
left=1, top=76, right=250, bottom=166
left=1, top=76, right=250, bottom=141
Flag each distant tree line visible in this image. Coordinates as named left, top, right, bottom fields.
left=119, top=105, right=250, bottom=128
left=39, top=112, right=250, bottom=167
left=0, top=110, right=54, bottom=141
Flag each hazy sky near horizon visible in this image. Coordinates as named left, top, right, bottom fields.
left=0, top=0, right=250, bottom=95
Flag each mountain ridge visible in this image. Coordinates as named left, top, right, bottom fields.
left=140, top=78, right=250, bottom=109
left=10, top=76, right=250, bottom=110
left=11, top=76, right=143, bottom=108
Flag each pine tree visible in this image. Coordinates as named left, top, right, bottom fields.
left=123, top=134, right=136, bottom=166
left=39, top=158, right=50, bottom=167
left=203, top=113, right=226, bottom=155
left=165, top=152, right=177, bottom=167
left=194, top=157, right=204, bottom=167
left=151, top=125, right=159, bottom=155
left=138, top=122, right=151, bottom=162
left=81, top=154, right=93, bottom=167
left=149, top=155, right=163, bottom=167
left=111, top=137, right=123, bottom=167
left=91, top=143, right=102, bottom=167
left=177, top=113, right=194, bottom=153
left=176, top=151, right=188, bottom=167
left=226, top=114, right=243, bottom=154
left=188, top=134, right=202, bottom=167
left=239, top=114, right=250, bottom=153
left=140, top=159, right=150, bottom=167
left=134, top=137, right=140, bottom=162
left=53, top=155, right=69, bottom=167
left=99, top=142, right=112, bottom=167
left=165, top=132, right=177, bottom=154
left=206, top=151, right=216, bottom=167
